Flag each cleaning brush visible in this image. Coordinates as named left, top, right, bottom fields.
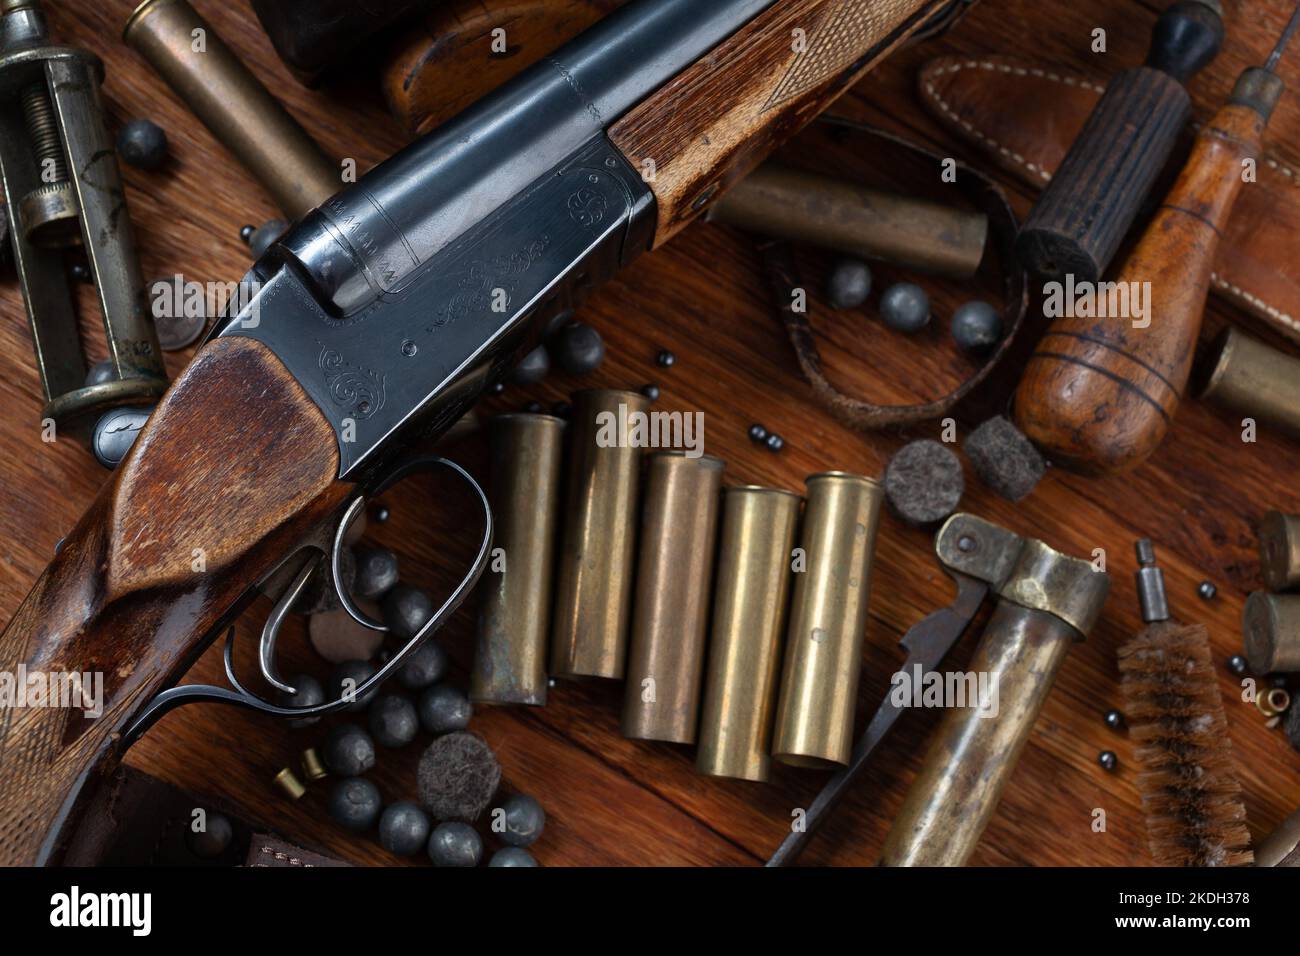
left=1117, top=540, right=1253, bottom=866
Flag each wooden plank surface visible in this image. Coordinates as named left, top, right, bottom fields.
left=1, top=0, right=1299, bottom=866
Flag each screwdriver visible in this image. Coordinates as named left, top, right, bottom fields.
left=1014, top=3, right=1300, bottom=475
left=1016, top=0, right=1224, bottom=284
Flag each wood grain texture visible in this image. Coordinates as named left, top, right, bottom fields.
left=382, top=0, right=622, bottom=137
left=0, top=336, right=347, bottom=864
left=0, top=0, right=1298, bottom=868
left=1015, top=104, right=1262, bottom=474
left=609, top=0, right=944, bottom=247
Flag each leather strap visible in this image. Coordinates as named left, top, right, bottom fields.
left=760, top=116, right=1027, bottom=429
left=919, top=54, right=1300, bottom=345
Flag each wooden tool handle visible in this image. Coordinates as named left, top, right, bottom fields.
left=608, top=0, right=945, bottom=248
left=1014, top=104, right=1264, bottom=475
left=0, top=336, right=350, bottom=865
left=1014, top=0, right=1222, bottom=283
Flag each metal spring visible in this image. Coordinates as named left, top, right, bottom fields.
left=20, top=83, right=67, bottom=183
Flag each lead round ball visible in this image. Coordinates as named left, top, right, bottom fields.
left=428, top=822, right=483, bottom=867
left=879, top=282, right=930, bottom=333
left=328, top=778, right=382, bottom=831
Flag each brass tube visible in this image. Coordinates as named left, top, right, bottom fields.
left=551, top=389, right=650, bottom=680
left=709, top=163, right=988, bottom=278
left=622, top=452, right=725, bottom=743
left=878, top=603, right=1077, bottom=866
left=1242, top=591, right=1300, bottom=674
left=1197, top=327, right=1300, bottom=442
left=124, top=0, right=339, bottom=220
left=696, top=485, right=801, bottom=781
left=772, top=472, right=883, bottom=768
left=472, top=414, right=566, bottom=706
left=1257, top=510, right=1300, bottom=592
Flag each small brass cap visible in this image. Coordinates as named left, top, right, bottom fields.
left=300, top=747, right=327, bottom=782
left=273, top=767, right=306, bottom=800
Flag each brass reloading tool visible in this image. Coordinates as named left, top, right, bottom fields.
left=769, top=513, right=1109, bottom=866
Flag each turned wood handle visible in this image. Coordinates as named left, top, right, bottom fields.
left=608, top=0, right=945, bottom=248
left=0, top=336, right=350, bottom=865
left=1015, top=0, right=1222, bottom=284
left=1014, top=104, right=1263, bottom=475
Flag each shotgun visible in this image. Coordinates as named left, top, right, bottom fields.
left=0, top=0, right=951, bottom=864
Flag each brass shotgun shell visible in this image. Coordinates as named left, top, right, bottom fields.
left=1258, top=511, right=1300, bottom=592
left=1243, top=591, right=1300, bottom=674
left=697, top=485, right=801, bottom=781
left=1197, top=327, right=1300, bottom=442
left=622, top=452, right=725, bottom=743
left=710, top=163, right=988, bottom=279
left=124, top=0, right=339, bottom=219
left=551, top=389, right=650, bottom=679
left=772, top=472, right=883, bottom=768
left=879, top=530, right=1109, bottom=866
left=472, top=413, right=566, bottom=706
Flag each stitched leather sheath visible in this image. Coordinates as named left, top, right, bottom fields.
left=919, top=54, right=1300, bottom=345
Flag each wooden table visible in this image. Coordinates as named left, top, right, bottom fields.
left=2, top=0, right=1298, bottom=867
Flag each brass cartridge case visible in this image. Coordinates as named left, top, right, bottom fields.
left=622, top=452, right=726, bottom=743
left=696, top=486, right=801, bottom=781
left=1243, top=591, right=1300, bottom=674
left=1197, top=327, right=1300, bottom=442
left=1258, top=510, right=1300, bottom=592
left=124, top=0, right=339, bottom=220
left=472, top=414, right=566, bottom=706
left=772, top=472, right=883, bottom=768
left=551, top=389, right=651, bottom=680
left=709, top=163, right=988, bottom=279
left=879, top=536, right=1109, bottom=867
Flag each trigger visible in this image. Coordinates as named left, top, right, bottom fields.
left=259, top=558, right=318, bottom=695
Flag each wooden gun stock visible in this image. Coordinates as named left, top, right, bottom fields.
left=0, top=337, right=350, bottom=865
left=610, top=0, right=945, bottom=246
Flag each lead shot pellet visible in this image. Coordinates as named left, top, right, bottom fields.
left=1098, top=750, right=1118, bottom=772
left=382, top=584, right=434, bottom=640
left=826, top=258, right=872, bottom=309
left=277, top=673, right=326, bottom=729
left=950, top=300, right=1001, bottom=352
left=748, top=423, right=768, bottom=443
left=656, top=349, right=676, bottom=368
left=116, top=118, right=168, bottom=170
left=418, top=684, right=473, bottom=735
left=495, top=793, right=546, bottom=847
left=186, top=811, right=233, bottom=859
left=322, top=723, right=375, bottom=777
left=552, top=322, right=605, bottom=375
left=490, top=847, right=539, bottom=867
left=880, top=282, right=930, bottom=333
left=398, top=640, right=448, bottom=691
left=428, top=822, right=483, bottom=867
left=1198, top=580, right=1218, bottom=600
left=379, top=801, right=431, bottom=857
left=353, top=547, right=399, bottom=600
left=369, top=693, right=420, bottom=748
left=508, top=344, right=550, bottom=385
left=328, top=778, right=382, bottom=831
